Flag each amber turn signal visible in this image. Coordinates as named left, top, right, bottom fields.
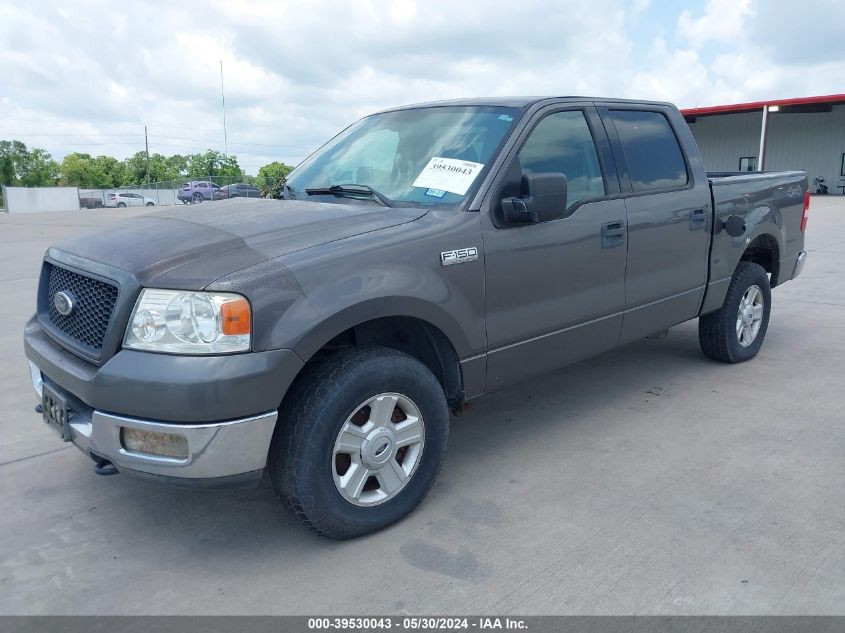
left=220, top=298, right=251, bottom=336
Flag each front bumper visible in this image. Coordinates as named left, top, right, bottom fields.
left=64, top=401, right=276, bottom=483
left=25, top=316, right=305, bottom=483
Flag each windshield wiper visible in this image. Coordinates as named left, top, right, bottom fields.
left=304, top=184, right=392, bottom=207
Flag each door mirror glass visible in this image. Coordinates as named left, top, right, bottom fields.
left=502, top=172, right=567, bottom=224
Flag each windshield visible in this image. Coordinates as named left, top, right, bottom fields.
left=284, top=106, right=519, bottom=207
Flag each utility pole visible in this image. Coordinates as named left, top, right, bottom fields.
left=144, top=125, right=150, bottom=184
left=220, top=60, right=228, bottom=159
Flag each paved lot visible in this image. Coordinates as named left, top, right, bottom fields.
left=1, top=199, right=844, bottom=615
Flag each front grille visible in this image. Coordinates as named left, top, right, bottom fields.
left=46, top=263, right=119, bottom=354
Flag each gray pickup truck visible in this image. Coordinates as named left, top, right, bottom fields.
left=24, top=97, right=809, bottom=538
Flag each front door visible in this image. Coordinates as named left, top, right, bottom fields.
left=482, top=106, right=628, bottom=390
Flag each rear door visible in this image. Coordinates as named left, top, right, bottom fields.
left=599, top=105, right=712, bottom=342
left=481, top=104, right=628, bottom=389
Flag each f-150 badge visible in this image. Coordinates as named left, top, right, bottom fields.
left=441, top=247, right=478, bottom=266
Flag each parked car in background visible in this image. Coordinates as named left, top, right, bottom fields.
left=177, top=181, right=223, bottom=204
left=105, top=192, right=156, bottom=208
left=219, top=183, right=262, bottom=199
left=79, top=196, right=104, bottom=209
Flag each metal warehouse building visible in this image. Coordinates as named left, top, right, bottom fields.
left=682, top=94, right=845, bottom=194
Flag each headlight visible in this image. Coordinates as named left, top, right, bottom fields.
left=124, top=289, right=251, bottom=354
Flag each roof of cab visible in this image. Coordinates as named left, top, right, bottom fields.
left=375, top=96, right=677, bottom=113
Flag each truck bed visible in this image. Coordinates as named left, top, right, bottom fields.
left=700, top=169, right=808, bottom=313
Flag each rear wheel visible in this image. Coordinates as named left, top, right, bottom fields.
left=699, top=262, right=771, bottom=363
left=192, top=192, right=203, bottom=204
left=117, top=202, right=126, bottom=208
left=269, top=347, right=449, bottom=539
left=145, top=202, right=154, bottom=207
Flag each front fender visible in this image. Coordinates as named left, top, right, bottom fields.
left=210, top=211, right=486, bottom=362
left=292, top=295, right=474, bottom=361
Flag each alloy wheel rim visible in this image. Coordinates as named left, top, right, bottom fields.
left=332, top=392, right=425, bottom=507
left=736, top=284, right=764, bottom=347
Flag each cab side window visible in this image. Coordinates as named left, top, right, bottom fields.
left=518, top=111, right=605, bottom=208
left=609, top=110, right=688, bottom=192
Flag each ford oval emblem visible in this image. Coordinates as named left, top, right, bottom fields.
left=53, top=291, right=75, bottom=317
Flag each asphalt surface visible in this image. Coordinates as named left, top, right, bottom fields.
left=1, top=199, right=843, bottom=615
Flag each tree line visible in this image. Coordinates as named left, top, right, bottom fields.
left=1, top=139, right=293, bottom=192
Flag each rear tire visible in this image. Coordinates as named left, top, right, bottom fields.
left=117, top=202, right=126, bottom=208
left=145, top=202, right=154, bottom=207
left=192, top=193, right=203, bottom=204
left=699, top=262, right=771, bottom=363
left=269, top=347, right=449, bottom=539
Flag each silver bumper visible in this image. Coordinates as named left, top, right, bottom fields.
left=68, top=410, right=278, bottom=479
left=29, top=360, right=277, bottom=481
left=792, top=251, right=807, bottom=279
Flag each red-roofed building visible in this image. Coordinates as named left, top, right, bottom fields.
left=682, top=94, right=845, bottom=194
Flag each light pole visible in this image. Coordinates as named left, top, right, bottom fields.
left=220, top=60, right=228, bottom=159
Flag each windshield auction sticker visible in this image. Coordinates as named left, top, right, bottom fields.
left=412, top=157, right=484, bottom=196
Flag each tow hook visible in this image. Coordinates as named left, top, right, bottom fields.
left=94, top=459, right=119, bottom=476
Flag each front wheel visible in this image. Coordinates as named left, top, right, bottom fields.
left=145, top=202, right=154, bottom=207
left=699, top=261, right=771, bottom=363
left=269, top=347, right=449, bottom=539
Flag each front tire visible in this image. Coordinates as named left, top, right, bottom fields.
left=699, top=262, right=771, bottom=363
left=145, top=202, right=154, bottom=207
left=269, top=347, right=449, bottom=539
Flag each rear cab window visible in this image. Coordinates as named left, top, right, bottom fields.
left=608, top=109, right=688, bottom=192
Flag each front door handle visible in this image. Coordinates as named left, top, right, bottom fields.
left=601, top=221, right=625, bottom=249
left=690, top=208, right=707, bottom=230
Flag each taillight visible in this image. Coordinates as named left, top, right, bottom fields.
left=801, top=190, right=810, bottom=232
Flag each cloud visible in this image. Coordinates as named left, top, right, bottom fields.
left=0, top=0, right=843, bottom=174
left=677, top=0, right=753, bottom=48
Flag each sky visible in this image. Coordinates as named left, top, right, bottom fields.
left=2, top=0, right=844, bottom=175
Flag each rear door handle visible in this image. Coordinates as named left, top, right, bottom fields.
left=690, top=208, right=707, bottom=229
left=601, top=221, right=625, bottom=248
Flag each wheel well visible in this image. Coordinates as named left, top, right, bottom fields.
left=314, top=316, right=463, bottom=407
left=740, top=235, right=780, bottom=287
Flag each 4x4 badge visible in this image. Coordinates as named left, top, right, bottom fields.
left=441, top=247, right=478, bottom=266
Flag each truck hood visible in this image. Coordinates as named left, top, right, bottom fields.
left=51, top=198, right=427, bottom=289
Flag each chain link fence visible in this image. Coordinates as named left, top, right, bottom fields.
left=78, top=175, right=286, bottom=209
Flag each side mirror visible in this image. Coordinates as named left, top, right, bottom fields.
left=502, top=173, right=567, bottom=224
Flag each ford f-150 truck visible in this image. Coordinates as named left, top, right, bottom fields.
left=24, top=97, right=809, bottom=539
